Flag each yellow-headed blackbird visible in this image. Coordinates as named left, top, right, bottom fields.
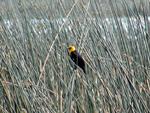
left=68, top=45, right=86, bottom=73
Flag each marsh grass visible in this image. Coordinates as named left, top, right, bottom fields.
left=0, top=0, right=150, bottom=113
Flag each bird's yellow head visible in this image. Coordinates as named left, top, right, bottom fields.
left=68, top=45, right=76, bottom=54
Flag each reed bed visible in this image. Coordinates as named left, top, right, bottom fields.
left=0, top=0, right=150, bottom=113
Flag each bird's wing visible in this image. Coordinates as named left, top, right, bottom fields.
left=69, top=57, right=77, bottom=70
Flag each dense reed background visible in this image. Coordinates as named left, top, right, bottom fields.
left=0, top=0, right=150, bottom=113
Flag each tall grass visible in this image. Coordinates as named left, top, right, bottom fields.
left=0, top=0, right=150, bottom=113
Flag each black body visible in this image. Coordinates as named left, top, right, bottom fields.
left=69, top=50, right=86, bottom=73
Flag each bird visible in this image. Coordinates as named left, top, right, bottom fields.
left=68, top=45, right=86, bottom=73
